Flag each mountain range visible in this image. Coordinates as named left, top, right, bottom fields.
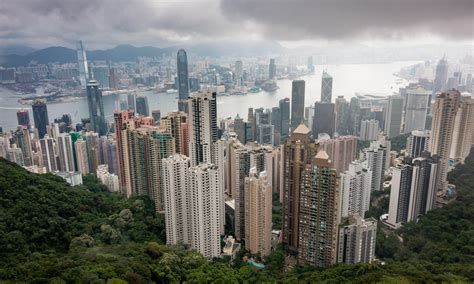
left=0, top=42, right=285, bottom=67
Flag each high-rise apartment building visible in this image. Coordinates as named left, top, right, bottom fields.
left=388, top=154, right=439, bottom=228
left=11, top=126, right=33, bottom=167
left=57, top=133, right=75, bottom=172
left=384, top=95, right=404, bottom=138
left=177, top=49, right=189, bottom=112
left=32, top=99, right=49, bottom=139
left=337, top=215, right=377, bottom=264
left=75, top=137, right=89, bottom=175
left=298, top=150, right=339, bottom=267
left=282, top=124, right=319, bottom=252
left=450, top=96, right=474, bottom=163
left=291, top=80, right=305, bottom=131
left=406, top=130, right=430, bottom=158
left=361, top=137, right=391, bottom=192
left=40, top=135, right=57, bottom=172
left=86, top=80, right=107, bottom=136
left=187, top=163, right=223, bottom=258
left=244, top=168, right=272, bottom=257
left=321, top=71, right=333, bottom=103
left=360, top=119, right=380, bottom=141
left=188, top=91, right=218, bottom=166
left=162, top=154, right=191, bottom=245
left=318, top=135, right=357, bottom=174
left=340, top=161, right=372, bottom=220
left=429, top=90, right=460, bottom=194
left=160, top=111, right=188, bottom=156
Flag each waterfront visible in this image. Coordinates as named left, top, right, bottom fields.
left=0, top=61, right=417, bottom=131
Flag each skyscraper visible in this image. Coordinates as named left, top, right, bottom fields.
left=450, top=96, right=474, bottom=163
left=57, top=133, right=75, bottom=172
left=298, top=150, right=339, bottom=267
left=361, top=137, right=391, bottom=192
left=359, top=119, right=380, bottom=141
left=135, top=96, right=150, bottom=116
left=233, top=114, right=246, bottom=144
left=269, top=58, right=276, bottom=80
left=338, top=215, right=377, bottom=264
left=340, top=161, right=372, bottom=220
left=86, top=79, right=107, bottom=135
left=40, top=135, right=57, bottom=172
left=282, top=124, right=319, bottom=252
left=235, top=60, right=243, bottom=86
left=127, top=94, right=136, bottom=111
left=406, top=130, right=430, bottom=158
left=349, top=97, right=361, bottom=135
left=151, top=110, right=161, bottom=125
left=32, top=99, right=49, bottom=139
left=161, top=111, right=188, bottom=156
left=335, top=96, right=350, bottom=135
left=16, top=110, right=30, bottom=128
left=307, top=56, right=315, bottom=73
left=384, top=95, right=404, bottom=138
left=177, top=49, right=189, bottom=112
left=75, top=137, right=89, bottom=175
left=429, top=90, right=460, bottom=194
left=318, top=135, right=357, bottom=174
left=188, top=91, right=218, bottom=166
left=162, top=154, right=191, bottom=246
left=279, top=98, right=290, bottom=138
left=188, top=163, right=223, bottom=258
left=76, top=40, right=89, bottom=88
left=403, top=87, right=431, bottom=133
left=244, top=168, right=272, bottom=257
left=11, top=126, right=33, bottom=167
left=388, top=154, right=439, bottom=228
left=434, top=56, right=448, bottom=93
left=321, top=71, right=333, bottom=103
left=291, top=80, right=305, bottom=131
left=312, top=102, right=336, bottom=138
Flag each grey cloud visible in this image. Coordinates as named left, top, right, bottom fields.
left=220, top=0, right=474, bottom=40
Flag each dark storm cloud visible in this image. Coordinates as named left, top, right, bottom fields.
left=0, top=0, right=472, bottom=47
left=220, top=0, right=474, bottom=40
left=0, top=0, right=239, bottom=47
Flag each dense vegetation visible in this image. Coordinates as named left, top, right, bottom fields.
left=1, top=150, right=473, bottom=282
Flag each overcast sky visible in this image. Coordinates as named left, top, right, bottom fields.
left=1, top=0, right=473, bottom=49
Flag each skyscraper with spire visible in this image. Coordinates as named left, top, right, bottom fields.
left=177, top=49, right=189, bottom=112
left=434, top=56, right=448, bottom=93
left=291, top=80, right=305, bottom=131
left=76, top=40, right=89, bottom=88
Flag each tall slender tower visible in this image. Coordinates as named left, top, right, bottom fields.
left=279, top=98, right=290, bottom=139
left=244, top=168, right=272, bottom=257
left=32, top=99, right=49, bottom=139
left=384, top=95, right=404, bottom=138
left=298, top=150, right=339, bottom=267
left=321, top=71, right=333, bottom=103
left=188, top=91, right=218, bottom=166
left=269, top=59, right=276, bottom=80
left=291, top=80, right=305, bottom=131
left=282, top=124, right=319, bottom=252
left=12, top=126, right=33, bottom=167
left=162, top=154, right=191, bottom=245
left=450, top=96, right=474, bottom=163
left=188, top=163, right=222, bottom=258
left=177, top=49, right=189, bottom=112
left=86, top=79, right=107, bottom=135
left=57, top=133, right=75, bottom=172
left=40, top=135, right=57, bottom=172
left=433, top=56, right=448, bottom=93
left=429, top=90, right=460, bottom=194
left=160, top=111, right=188, bottom=155
left=76, top=40, right=89, bottom=88
left=339, top=161, right=372, bottom=220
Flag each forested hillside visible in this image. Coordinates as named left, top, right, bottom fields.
left=0, top=152, right=473, bottom=282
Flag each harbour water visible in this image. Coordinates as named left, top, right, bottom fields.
left=0, top=61, right=417, bottom=131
